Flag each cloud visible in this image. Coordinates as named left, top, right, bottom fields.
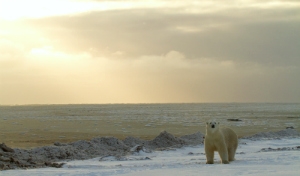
left=23, top=1, right=300, bottom=67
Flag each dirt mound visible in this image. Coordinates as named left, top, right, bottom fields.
left=124, top=131, right=204, bottom=150
left=123, top=136, right=147, bottom=148
left=147, top=131, right=187, bottom=149
left=259, top=146, right=300, bottom=152
left=0, top=136, right=131, bottom=171
left=242, top=129, right=300, bottom=140
left=180, top=132, right=205, bottom=145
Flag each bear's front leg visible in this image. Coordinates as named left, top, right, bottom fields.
left=218, top=143, right=229, bottom=164
left=205, top=145, right=214, bottom=164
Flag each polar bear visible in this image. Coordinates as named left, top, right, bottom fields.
left=204, top=121, right=238, bottom=164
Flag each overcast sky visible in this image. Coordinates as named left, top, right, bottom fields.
left=0, top=0, right=300, bottom=104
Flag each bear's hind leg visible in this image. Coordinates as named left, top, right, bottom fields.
left=228, top=148, right=236, bottom=161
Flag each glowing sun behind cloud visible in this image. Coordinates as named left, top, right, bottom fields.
left=0, top=0, right=174, bottom=20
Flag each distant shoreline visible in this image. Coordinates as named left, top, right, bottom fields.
left=1, top=103, right=299, bottom=148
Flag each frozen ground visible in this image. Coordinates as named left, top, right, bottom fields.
left=2, top=130, right=300, bottom=176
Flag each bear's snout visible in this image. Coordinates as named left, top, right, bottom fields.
left=211, top=124, right=215, bottom=128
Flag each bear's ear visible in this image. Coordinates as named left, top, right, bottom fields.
left=206, top=122, right=209, bottom=125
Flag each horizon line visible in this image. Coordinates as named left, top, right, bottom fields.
left=1, top=102, right=299, bottom=106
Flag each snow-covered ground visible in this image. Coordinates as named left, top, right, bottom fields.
left=3, top=138, right=300, bottom=176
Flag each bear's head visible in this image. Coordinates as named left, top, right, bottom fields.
left=206, top=121, right=220, bottom=133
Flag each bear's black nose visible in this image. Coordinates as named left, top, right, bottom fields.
left=211, top=125, right=215, bottom=128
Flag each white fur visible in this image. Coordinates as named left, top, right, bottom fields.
left=204, top=121, right=238, bottom=164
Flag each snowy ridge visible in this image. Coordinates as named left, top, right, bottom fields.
left=1, top=129, right=300, bottom=176
left=3, top=137, right=300, bottom=176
